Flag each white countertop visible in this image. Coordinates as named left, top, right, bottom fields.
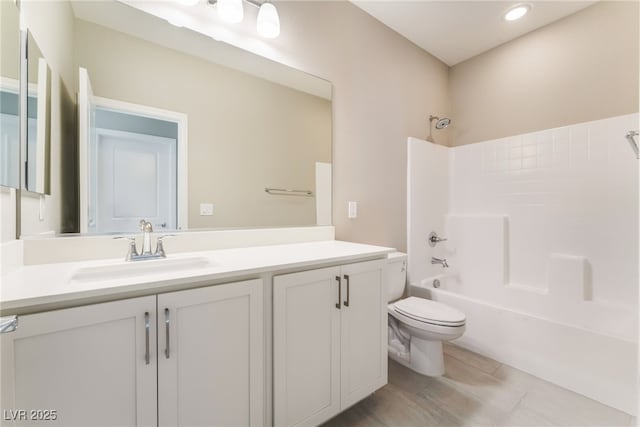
left=0, top=240, right=394, bottom=315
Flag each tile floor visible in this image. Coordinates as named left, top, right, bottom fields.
left=323, top=344, right=635, bottom=427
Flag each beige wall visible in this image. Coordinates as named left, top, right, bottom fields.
left=0, top=0, right=20, bottom=81
left=19, top=0, right=77, bottom=236
left=13, top=0, right=449, bottom=251
left=73, top=1, right=450, bottom=250
left=449, top=1, right=640, bottom=146
left=270, top=1, right=450, bottom=251
left=74, top=19, right=331, bottom=228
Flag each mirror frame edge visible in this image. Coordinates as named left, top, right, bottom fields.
left=16, top=20, right=26, bottom=239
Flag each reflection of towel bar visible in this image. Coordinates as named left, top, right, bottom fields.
left=626, top=130, right=639, bottom=159
left=265, top=187, right=314, bottom=197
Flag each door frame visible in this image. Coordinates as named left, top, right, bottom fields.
left=80, top=94, right=188, bottom=232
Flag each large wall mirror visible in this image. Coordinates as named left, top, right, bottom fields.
left=19, top=0, right=332, bottom=237
left=0, top=0, right=21, bottom=190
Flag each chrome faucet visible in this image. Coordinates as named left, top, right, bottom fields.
left=431, top=257, right=449, bottom=268
left=117, top=220, right=173, bottom=261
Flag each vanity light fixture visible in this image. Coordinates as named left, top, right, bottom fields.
left=504, top=4, right=530, bottom=21
left=207, top=0, right=281, bottom=38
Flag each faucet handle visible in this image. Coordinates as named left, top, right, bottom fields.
left=114, top=236, right=139, bottom=261
left=155, top=235, right=175, bottom=258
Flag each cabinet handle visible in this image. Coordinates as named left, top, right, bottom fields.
left=0, top=315, right=18, bottom=334
left=164, top=308, right=170, bottom=359
left=144, top=312, right=150, bottom=365
left=344, top=274, right=350, bottom=307
left=335, top=276, right=341, bottom=309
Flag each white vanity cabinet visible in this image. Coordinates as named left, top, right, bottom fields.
left=0, top=279, right=264, bottom=427
left=157, top=279, right=264, bottom=427
left=273, top=259, right=387, bottom=427
left=0, top=296, right=158, bottom=426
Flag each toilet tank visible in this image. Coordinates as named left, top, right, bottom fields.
left=387, top=252, right=408, bottom=302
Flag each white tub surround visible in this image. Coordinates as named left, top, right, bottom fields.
left=0, top=240, right=392, bottom=315
left=407, top=113, right=639, bottom=415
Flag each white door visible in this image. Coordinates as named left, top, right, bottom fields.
left=157, top=279, right=264, bottom=427
left=339, top=260, right=387, bottom=409
left=78, top=67, right=95, bottom=233
left=273, top=267, right=342, bottom=427
left=92, top=128, right=177, bottom=233
left=0, top=296, right=157, bottom=427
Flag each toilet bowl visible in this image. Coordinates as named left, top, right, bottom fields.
left=387, top=252, right=465, bottom=376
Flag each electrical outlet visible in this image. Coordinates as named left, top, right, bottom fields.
left=199, top=203, right=214, bottom=216
left=348, top=201, right=358, bottom=219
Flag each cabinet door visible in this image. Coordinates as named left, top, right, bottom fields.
left=0, top=296, right=157, bottom=427
left=157, top=279, right=264, bottom=427
left=340, top=260, right=387, bottom=409
left=273, top=267, right=341, bottom=427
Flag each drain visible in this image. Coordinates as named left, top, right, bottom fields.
left=433, top=278, right=441, bottom=288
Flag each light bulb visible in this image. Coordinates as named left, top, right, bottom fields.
left=257, top=2, right=280, bottom=38
left=218, top=0, right=244, bottom=23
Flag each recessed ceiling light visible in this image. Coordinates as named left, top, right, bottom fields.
left=504, top=4, right=530, bottom=21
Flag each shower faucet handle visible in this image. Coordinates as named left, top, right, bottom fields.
left=428, top=231, right=447, bottom=247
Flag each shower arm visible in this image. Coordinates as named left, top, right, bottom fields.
left=426, top=115, right=438, bottom=142
left=626, top=130, right=639, bottom=159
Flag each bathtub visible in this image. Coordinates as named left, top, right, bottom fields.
left=410, top=277, right=638, bottom=416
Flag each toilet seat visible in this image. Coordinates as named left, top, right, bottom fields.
left=392, top=297, right=465, bottom=327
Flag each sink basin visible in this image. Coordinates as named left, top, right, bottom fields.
left=69, top=256, right=214, bottom=283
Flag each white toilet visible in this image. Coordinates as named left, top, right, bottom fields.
left=387, top=252, right=466, bottom=376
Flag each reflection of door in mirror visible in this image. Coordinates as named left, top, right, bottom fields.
left=79, top=68, right=187, bottom=234
left=0, top=0, right=20, bottom=189
left=91, top=117, right=177, bottom=234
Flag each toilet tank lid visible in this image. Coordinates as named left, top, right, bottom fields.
left=395, top=296, right=465, bottom=324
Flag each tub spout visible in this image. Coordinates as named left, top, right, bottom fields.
left=431, top=257, right=449, bottom=268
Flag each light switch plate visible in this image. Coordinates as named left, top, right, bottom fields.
left=348, top=201, right=358, bottom=219
left=199, top=203, right=214, bottom=216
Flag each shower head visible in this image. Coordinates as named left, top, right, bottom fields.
left=426, top=115, right=452, bottom=142
left=435, top=117, right=451, bottom=129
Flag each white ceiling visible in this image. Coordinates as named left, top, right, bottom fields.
left=351, top=1, right=597, bottom=66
